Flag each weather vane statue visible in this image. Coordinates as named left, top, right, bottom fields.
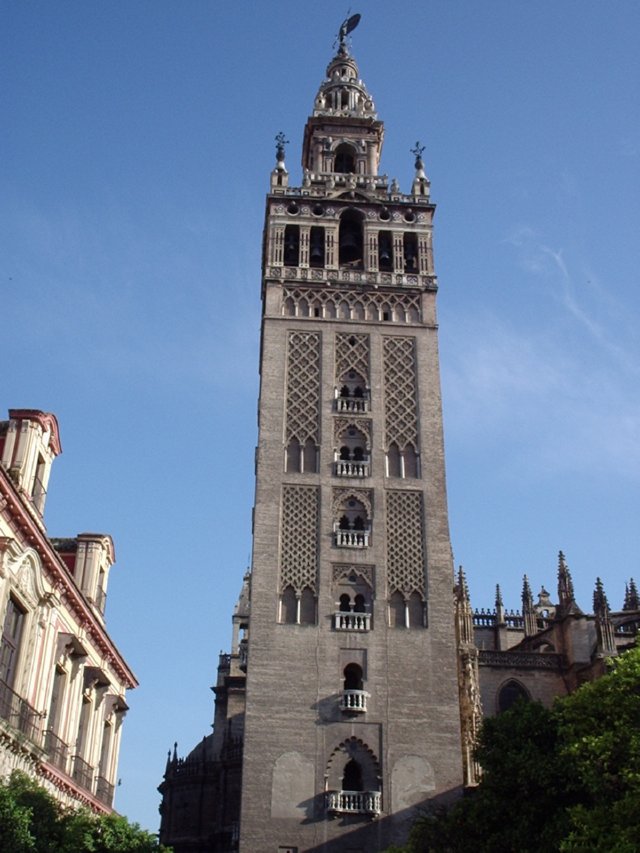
left=336, top=12, right=361, bottom=53
left=275, top=131, right=289, bottom=165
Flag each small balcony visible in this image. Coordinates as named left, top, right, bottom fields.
left=43, top=729, right=69, bottom=773
left=340, top=689, right=369, bottom=713
left=334, top=527, right=370, bottom=549
left=71, top=755, right=95, bottom=793
left=95, top=775, right=115, bottom=807
left=335, top=395, right=370, bottom=414
left=334, top=459, right=370, bottom=478
left=334, top=611, right=371, bottom=632
left=327, top=790, right=381, bottom=816
left=0, top=679, right=43, bottom=744
left=238, top=638, right=248, bottom=672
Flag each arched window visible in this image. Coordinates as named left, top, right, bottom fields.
left=302, top=439, right=317, bottom=473
left=342, top=759, right=363, bottom=792
left=283, top=225, right=300, bottom=266
left=378, top=231, right=393, bottom=271
left=404, top=232, right=418, bottom=271
left=334, top=143, right=357, bottom=174
left=498, top=680, right=530, bottom=713
left=408, top=591, right=423, bottom=628
left=389, top=591, right=405, bottom=628
left=339, top=594, right=351, bottom=613
left=280, top=586, right=297, bottom=624
left=343, top=663, right=363, bottom=691
left=339, top=210, right=364, bottom=268
left=386, top=442, right=401, bottom=478
left=404, top=445, right=419, bottom=478
left=299, top=588, right=316, bottom=625
left=286, top=439, right=300, bottom=473
left=354, top=594, right=365, bottom=613
left=309, top=226, right=325, bottom=267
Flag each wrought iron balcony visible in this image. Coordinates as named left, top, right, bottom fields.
left=334, top=459, right=370, bottom=478
left=0, top=679, right=43, bottom=744
left=340, top=689, right=369, bottom=713
left=93, top=584, right=107, bottom=614
left=43, top=729, right=69, bottom=773
left=334, top=528, right=370, bottom=549
left=334, top=611, right=371, bottom=632
left=327, top=790, right=381, bottom=816
left=71, top=755, right=95, bottom=792
left=95, top=775, right=115, bottom=807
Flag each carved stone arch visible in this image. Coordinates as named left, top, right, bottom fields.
left=326, top=737, right=380, bottom=792
left=332, top=488, right=373, bottom=519
left=334, top=418, right=371, bottom=451
left=332, top=564, right=375, bottom=590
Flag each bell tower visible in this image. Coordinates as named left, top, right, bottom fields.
left=240, top=17, right=462, bottom=852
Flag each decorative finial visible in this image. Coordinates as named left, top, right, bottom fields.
left=275, top=132, right=289, bottom=166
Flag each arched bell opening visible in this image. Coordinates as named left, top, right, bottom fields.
left=339, top=210, right=364, bottom=269
left=334, top=142, right=357, bottom=174
left=283, top=224, right=300, bottom=266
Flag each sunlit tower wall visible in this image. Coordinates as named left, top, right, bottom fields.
left=239, top=25, right=463, bottom=853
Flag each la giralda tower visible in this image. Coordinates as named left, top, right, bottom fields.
left=239, top=16, right=463, bottom=852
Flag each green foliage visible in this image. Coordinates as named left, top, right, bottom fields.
left=0, top=772, right=171, bottom=853
left=387, top=644, right=640, bottom=853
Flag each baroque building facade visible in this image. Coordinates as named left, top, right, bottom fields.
left=0, top=408, right=137, bottom=812
left=158, top=22, right=639, bottom=853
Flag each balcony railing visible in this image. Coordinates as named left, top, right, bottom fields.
left=71, top=755, right=95, bottom=792
left=334, top=460, right=370, bottom=478
left=327, top=790, right=381, bottom=816
left=335, top=396, right=369, bottom=414
left=95, top=775, right=115, bottom=807
left=0, top=680, right=43, bottom=744
left=43, top=729, right=69, bottom=773
left=334, top=528, right=370, bottom=549
left=93, top=585, right=107, bottom=614
left=334, top=611, right=371, bottom=632
left=340, top=689, right=369, bottom=713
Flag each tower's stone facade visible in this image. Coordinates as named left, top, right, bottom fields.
left=157, top=25, right=640, bottom=853
left=238, top=30, right=462, bottom=853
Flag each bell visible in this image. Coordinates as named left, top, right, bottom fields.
left=339, top=231, right=359, bottom=262
left=379, top=248, right=391, bottom=264
left=310, top=242, right=324, bottom=262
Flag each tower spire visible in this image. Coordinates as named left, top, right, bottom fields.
left=522, top=575, right=537, bottom=636
left=557, top=550, right=582, bottom=616
left=593, top=577, right=617, bottom=657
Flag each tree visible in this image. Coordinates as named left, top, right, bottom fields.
left=387, top=644, right=640, bottom=853
left=0, top=772, right=171, bottom=853
left=398, top=700, right=574, bottom=853
left=557, top=644, right=640, bottom=852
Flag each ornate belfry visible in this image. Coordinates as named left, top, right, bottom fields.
left=239, top=17, right=462, bottom=852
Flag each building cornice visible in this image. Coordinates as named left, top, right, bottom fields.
left=0, top=466, right=138, bottom=688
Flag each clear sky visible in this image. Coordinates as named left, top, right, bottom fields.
left=2, top=0, right=639, bottom=834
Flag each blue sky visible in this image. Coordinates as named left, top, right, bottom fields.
left=2, top=0, right=639, bottom=833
